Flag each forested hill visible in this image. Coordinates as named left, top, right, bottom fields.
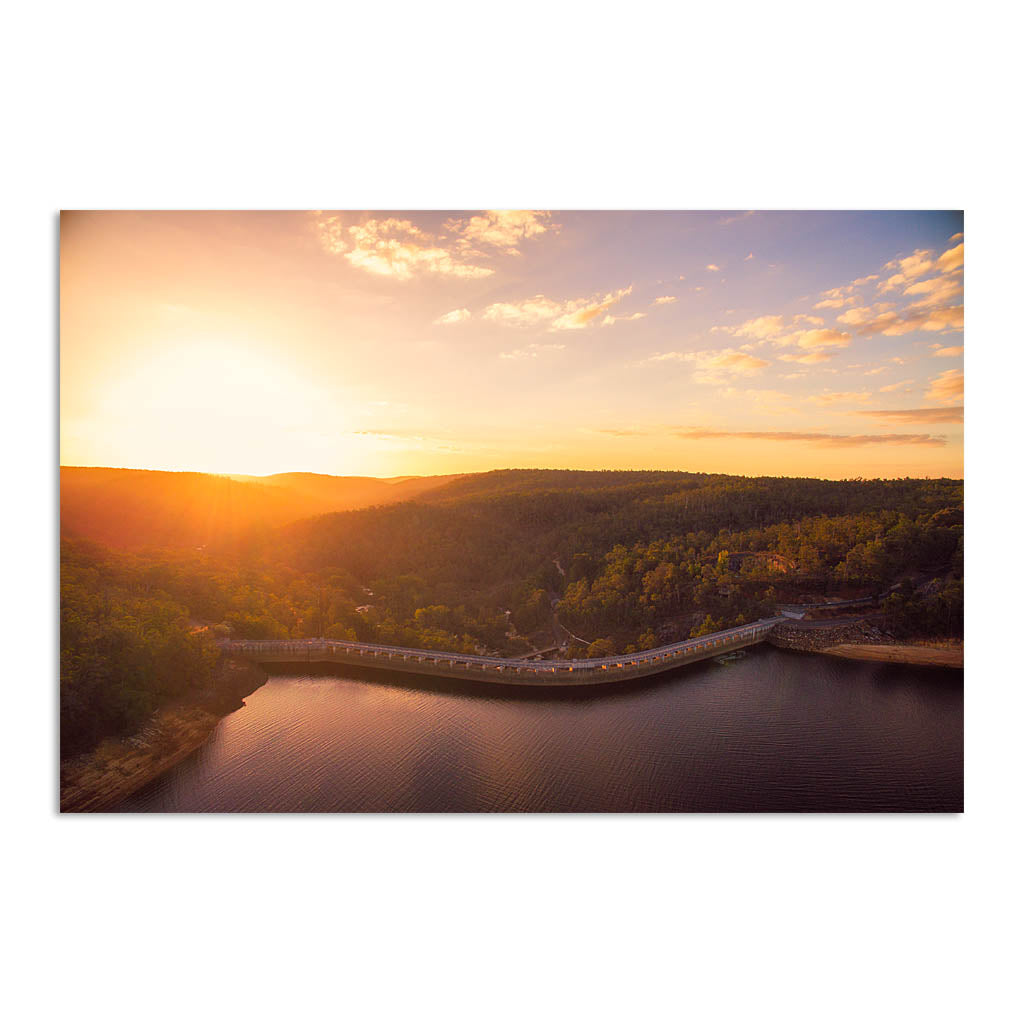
left=61, top=468, right=962, bottom=754
left=59, top=466, right=459, bottom=551
left=275, top=470, right=962, bottom=583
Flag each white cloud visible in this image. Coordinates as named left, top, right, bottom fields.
left=312, top=210, right=556, bottom=281
left=482, top=286, right=634, bottom=332
left=602, top=311, right=647, bottom=326
left=338, top=218, right=494, bottom=280
left=445, top=210, right=554, bottom=256
left=434, top=308, right=471, bottom=325
left=653, top=296, right=677, bottom=305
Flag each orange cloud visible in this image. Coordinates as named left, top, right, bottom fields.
left=926, top=369, right=964, bottom=404
left=936, top=242, right=964, bottom=274
left=838, top=304, right=963, bottom=337
left=645, top=348, right=770, bottom=382
left=856, top=406, right=963, bottom=424
left=779, top=351, right=834, bottom=364
left=878, top=249, right=936, bottom=292
left=673, top=428, right=945, bottom=447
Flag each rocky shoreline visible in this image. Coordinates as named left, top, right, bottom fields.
left=769, top=621, right=963, bottom=669
left=59, top=657, right=268, bottom=813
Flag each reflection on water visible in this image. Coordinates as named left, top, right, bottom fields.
left=116, top=646, right=963, bottom=812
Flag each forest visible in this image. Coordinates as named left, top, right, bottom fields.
left=60, top=468, right=964, bottom=755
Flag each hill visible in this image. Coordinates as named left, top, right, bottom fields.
left=59, top=466, right=459, bottom=551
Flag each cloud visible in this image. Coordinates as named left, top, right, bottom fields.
left=931, top=344, right=964, bottom=357
left=718, top=211, right=755, bottom=226
left=481, top=286, right=635, bottom=332
left=789, top=328, right=852, bottom=351
left=445, top=210, right=554, bottom=256
left=936, top=242, right=964, bottom=274
left=838, top=303, right=963, bottom=337
left=744, top=252, right=754, bottom=261
left=482, top=295, right=564, bottom=327
left=653, top=296, right=677, bottom=305
left=806, top=391, right=873, bottom=406
left=644, top=348, right=770, bottom=382
left=855, top=406, right=963, bottom=424
left=672, top=428, right=945, bottom=447
left=793, top=314, right=825, bottom=326
left=312, top=210, right=555, bottom=280
left=324, top=217, right=495, bottom=280
left=434, top=308, right=471, bottom=325
left=814, top=286, right=859, bottom=310
left=602, top=311, right=646, bottom=326
left=903, top=273, right=963, bottom=308
left=706, top=264, right=721, bottom=271
left=878, top=248, right=936, bottom=292
left=685, top=348, right=770, bottom=383
left=779, top=351, right=835, bottom=364
left=312, top=213, right=349, bottom=254
left=727, top=314, right=787, bottom=341
left=949, top=232, right=963, bottom=242
left=551, top=287, right=634, bottom=330
left=879, top=379, right=914, bottom=392
left=499, top=342, right=566, bottom=360
left=926, top=368, right=964, bottom=404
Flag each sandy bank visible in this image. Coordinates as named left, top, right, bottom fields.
left=821, top=643, right=963, bottom=669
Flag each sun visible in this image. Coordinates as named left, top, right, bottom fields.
left=83, top=338, right=353, bottom=476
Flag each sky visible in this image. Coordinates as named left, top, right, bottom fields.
left=60, top=210, right=964, bottom=479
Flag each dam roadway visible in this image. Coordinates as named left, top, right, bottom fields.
left=219, top=616, right=788, bottom=688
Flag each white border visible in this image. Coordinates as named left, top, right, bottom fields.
left=6, top=3, right=1020, bottom=1021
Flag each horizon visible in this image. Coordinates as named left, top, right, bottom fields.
left=59, top=462, right=965, bottom=483
left=60, top=210, right=964, bottom=479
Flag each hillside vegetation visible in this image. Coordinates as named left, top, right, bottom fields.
left=60, top=468, right=963, bottom=755
left=60, top=466, right=459, bottom=550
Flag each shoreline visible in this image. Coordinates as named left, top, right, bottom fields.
left=820, top=643, right=963, bottom=669
left=769, top=620, right=962, bottom=669
left=59, top=658, right=268, bottom=813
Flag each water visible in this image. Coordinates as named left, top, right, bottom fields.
left=116, top=646, right=963, bottom=812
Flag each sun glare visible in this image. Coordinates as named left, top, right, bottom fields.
left=88, top=339, right=352, bottom=476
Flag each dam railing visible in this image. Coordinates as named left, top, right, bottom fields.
left=218, top=616, right=788, bottom=687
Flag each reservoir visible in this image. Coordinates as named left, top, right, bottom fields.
left=116, top=646, right=963, bottom=812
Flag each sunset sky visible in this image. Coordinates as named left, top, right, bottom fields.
left=60, top=210, right=964, bottom=479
